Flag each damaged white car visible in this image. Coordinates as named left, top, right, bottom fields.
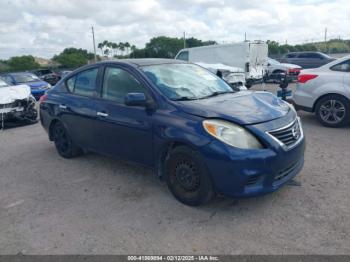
left=0, top=78, right=38, bottom=127
left=195, top=62, right=247, bottom=91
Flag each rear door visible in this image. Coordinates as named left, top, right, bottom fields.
left=330, top=59, right=350, bottom=96
left=59, top=67, right=101, bottom=151
left=93, top=65, right=154, bottom=166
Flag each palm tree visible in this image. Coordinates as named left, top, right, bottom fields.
left=111, top=42, right=118, bottom=57
left=124, top=42, right=131, bottom=57
left=130, top=45, right=136, bottom=58
left=118, top=42, right=125, bottom=57
left=97, top=42, right=104, bottom=55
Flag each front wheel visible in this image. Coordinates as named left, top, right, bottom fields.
left=245, top=79, right=253, bottom=89
left=315, top=95, right=350, bottom=127
left=165, top=146, right=214, bottom=206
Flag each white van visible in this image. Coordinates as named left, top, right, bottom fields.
left=175, top=41, right=268, bottom=88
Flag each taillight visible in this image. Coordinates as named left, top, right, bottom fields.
left=288, top=68, right=300, bottom=73
left=39, top=94, right=48, bottom=103
left=297, top=74, right=318, bottom=84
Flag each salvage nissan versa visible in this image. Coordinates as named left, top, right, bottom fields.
left=40, top=59, right=305, bottom=206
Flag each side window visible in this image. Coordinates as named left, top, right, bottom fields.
left=298, top=53, right=309, bottom=58
left=102, top=67, right=145, bottom=103
left=2, top=75, right=13, bottom=84
left=74, top=68, right=98, bottom=96
left=331, top=60, right=350, bottom=72
left=287, top=54, right=296, bottom=58
left=176, top=51, right=189, bottom=61
left=308, top=53, right=322, bottom=59
left=66, top=76, right=76, bottom=92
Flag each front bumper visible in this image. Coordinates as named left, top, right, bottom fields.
left=199, top=116, right=306, bottom=198
left=31, top=90, right=47, bottom=100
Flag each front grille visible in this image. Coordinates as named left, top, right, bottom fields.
left=267, top=118, right=302, bottom=149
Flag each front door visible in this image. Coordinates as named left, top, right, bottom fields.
left=93, top=66, right=154, bottom=167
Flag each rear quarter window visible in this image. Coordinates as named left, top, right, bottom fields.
left=65, top=68, right=98, bottom=96
left=330, top=60, right=350, bottom=72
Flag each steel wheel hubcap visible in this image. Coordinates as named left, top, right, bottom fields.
left=174, top=160, right=199, bottom=192
left=320, top=99, right=346, bottom=124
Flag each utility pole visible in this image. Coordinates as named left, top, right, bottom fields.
left=183, top=32, right=186, bottom=49
left=91, top=25, right=97, bottom=62
left=324, top=27, right=328, bottom=54
left=244, top=32, right=247, bottom=41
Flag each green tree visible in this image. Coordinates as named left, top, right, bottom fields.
left=6, top=55, right=40, bottom=71
left=53, top=48, right=94, bottom=68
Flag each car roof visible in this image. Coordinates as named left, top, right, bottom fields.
left=97, top=58, right=187, bottom=67
left=4, top=72, right=36, bottom=76
left=287, top=51, right=323, bottom=54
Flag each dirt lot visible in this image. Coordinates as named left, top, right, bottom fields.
left=0, top=84, right=349, bottom=254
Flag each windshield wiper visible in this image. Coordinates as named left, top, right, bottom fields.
left=171, top=96, right=198, bottom=101
left=199, top=91, right=233, bottom=99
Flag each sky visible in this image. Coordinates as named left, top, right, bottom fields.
left=0, top=0, right=349, bottom=59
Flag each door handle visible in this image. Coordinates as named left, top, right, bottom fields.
left=97, top=111, right=109, bottom=117
left=59, top=104, right=67, bottom=109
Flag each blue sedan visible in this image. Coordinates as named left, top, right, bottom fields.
left=39, top=59, right=305, bottom=206
left=1, top=72, right=51, bottom=100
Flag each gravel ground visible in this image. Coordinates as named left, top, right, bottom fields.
left=0, top=84, right=349, bottom=255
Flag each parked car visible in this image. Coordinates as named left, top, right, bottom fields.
left=40, top=59, right=305, bottom=206
left=0, top=72, right=51, bottom=100
left=266, top=58, right=301, bottom=82
left=0, top=77, right=37, bottom=127
left=293, top=55, right=350, bottom=127
left=175, top=41, right=268, bottom=88
left=30, top=69, right=61, bottom=85
left=194, top=62, right=246, bottom=91
left=280, top=52, right=335, bottom=69
left=59, top=70, right=73, bottom=78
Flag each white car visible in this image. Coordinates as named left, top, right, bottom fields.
left=0, top=78, right=37, bottom=127
left=267, top=58, right=301, bottom=81
left=194, top=62, right=247, bottom=91
left=293, top=55, right=350, bottom=127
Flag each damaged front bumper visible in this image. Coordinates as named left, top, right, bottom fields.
left=0, top=97, right=38, bottom=124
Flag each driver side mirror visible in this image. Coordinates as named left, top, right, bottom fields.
left=124, top=93, right=154, bottom=108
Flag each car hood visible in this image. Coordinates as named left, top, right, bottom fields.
left=0, top=84, right=31, bottom=104
left=176, top=91, right=290, bottom=125
left=27, top=81, right=49, bottom=89
left=195, top=62, right=244, bottom=73
left=279, top=63, right=302, bottom=69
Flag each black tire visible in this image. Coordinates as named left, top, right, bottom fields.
left=165, top=146, right=214, bottom=206
left=245, top=80, right=253, bottom=89
left=52, top=121, right=83, bottom=158
left=315, top=94, right=350, bottom=128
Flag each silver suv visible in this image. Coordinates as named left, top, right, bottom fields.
left=293, top=55, right=350, bottom=127
left=280, top=52, right=335, bottom=69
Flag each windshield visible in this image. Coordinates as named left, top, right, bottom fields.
left=268, top=58, right=280, bottom=65
left=0, top=79, right=8, bottom=87
left=13, top=73, right=40, bottom=83
left=141, top=63, right=233, bottom=100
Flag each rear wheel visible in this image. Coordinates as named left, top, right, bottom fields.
left=52, top=121, right=83, bottom=158
left=315, top=95, right=350, bottom=127
left=165, top=146, right=214, bottom=206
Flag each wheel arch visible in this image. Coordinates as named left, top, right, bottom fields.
left=155, top=140, right=203, bottom=180
left=313, top=93, right=350, bottom=112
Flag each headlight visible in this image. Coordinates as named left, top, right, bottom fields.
left=203, top=119, right=263, bottom=149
